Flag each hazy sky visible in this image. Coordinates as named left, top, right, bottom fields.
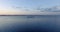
left=0, top=0, right=60, bottom=15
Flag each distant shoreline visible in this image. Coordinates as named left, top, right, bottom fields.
left=0, top=15, right=59, bottom=16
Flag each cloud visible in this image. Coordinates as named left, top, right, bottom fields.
left=12, top=6, right=31, bottom=11
left=9, top=6, right=60, bottom=15
left=38, top=6, right=60, bottom=12
left=13, top=6, right=60, bottom=12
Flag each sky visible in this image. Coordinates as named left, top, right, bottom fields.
left=0, top=0, right=60, bottom=15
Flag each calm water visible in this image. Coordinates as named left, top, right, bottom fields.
left=0, top=15, right=60, bottom=32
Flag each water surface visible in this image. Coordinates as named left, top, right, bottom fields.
left=0, top=15, right=59, bottom=32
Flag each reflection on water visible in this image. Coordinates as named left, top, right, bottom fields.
left=0, top=15, right=60, bottom=32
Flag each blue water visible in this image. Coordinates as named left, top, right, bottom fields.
left=0, top=15, right=60, bottom=32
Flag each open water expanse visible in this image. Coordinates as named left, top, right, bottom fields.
left=0, top=15, right=60, bottom=32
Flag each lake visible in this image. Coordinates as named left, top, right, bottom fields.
left=0, top=15, right=60, bottom=32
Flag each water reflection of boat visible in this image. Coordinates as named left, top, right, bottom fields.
left=27, top=16, right=35, bottom=18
